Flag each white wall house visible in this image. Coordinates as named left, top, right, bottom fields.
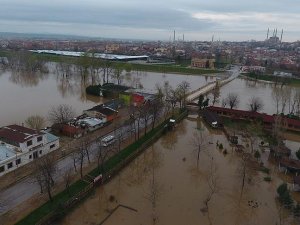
left=0, top=125, right=59, bottom=176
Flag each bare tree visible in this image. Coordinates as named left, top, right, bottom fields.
left=237, top=153, right=255, bottom=201
left=96, top=140, right=113, bottom=172
left=25, top=115, right=46, bottom=130
left=150, top=99, right=163, bottom=130
left=201, top=157, right=219, bottom=225
left=33, top=155, right=57, bottom=201
left=247, top=96, right=264, bottom=112
left=128, top=105, right=138, bottom=141
left=139, top=104, right=152, bottom=136
left=245, top=122, right=263, bottom=154
left=226, top=92, right=239, bottom=109
left=71, top=151, right=78, bottom=172
left=74, top=143, right=87, bottom=179
left=63, top=168, right=73, bottom=195
left=280, top=86, right=291, bottom=114
left=112, top=63, right=124, bottom=85
left=48, top=104, right=76, bottom=124
left=289, top=89, right=300, bottom=115
left=191, top=130, right=208, bottom=168
left=80, top=136, right=92, bottom=163
left=177, top=81, right=190, bottom=108
left=145, top=147, right=162, bottom=225
left=272, top=86, right=281, bottom=114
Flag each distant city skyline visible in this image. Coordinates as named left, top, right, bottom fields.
left=0, top=0, right=299, bottom=42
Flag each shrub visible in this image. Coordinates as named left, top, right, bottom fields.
left=264, top=177, right=272, bottom=182
left=219, top=143, right=223, bottom=150
left=254, top=150, right=261, bottom=160
left=260, top=167, right=270, bottom=174
left=277, top=183, right=294, bottom=209
left=277, top=183, right=288, bottom=196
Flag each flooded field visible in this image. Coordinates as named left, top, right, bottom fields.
left=60, top=117, right=298, bottom=225
left=0, top=66, right=214, bottom=127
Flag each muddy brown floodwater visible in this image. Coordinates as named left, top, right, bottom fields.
left=0, top=65, right=215, bottom=127
left=60, top=116, right=299, bottom=225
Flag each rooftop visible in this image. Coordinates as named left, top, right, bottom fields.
left=79, top=118, right=104, bottom=127
left=0, top=143, right=17, bottom=162
left=45, top=132, right=59, bottom=143
left=0, top=125, right=42, bottom=144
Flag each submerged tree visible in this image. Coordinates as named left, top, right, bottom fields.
left=191, top=130, right=208, bottom=168
left=25, top=115, right=46, bottom=131
left=48, top=104, right=75, bottom=124
left=225, top=92, right=239, bottom=109
left=201, top=157, right=219, bottom=225
left=247, top=96, right=264, bottom=112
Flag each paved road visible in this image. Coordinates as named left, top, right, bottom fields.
left=0, top=118, right=147, bottom=215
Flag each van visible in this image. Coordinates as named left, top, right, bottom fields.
left=101, top=135, right=116, bottom=147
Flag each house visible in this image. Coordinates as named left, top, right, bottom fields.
left=83, top=105, right=118, bottom=122
left=62, top=124, right=85, bottom=138
left=77, top=117, right=105, bottom=132
left=103, top=99, right=124, bottom=110
left=132, top=92, right=156, bottom=107
left=191, top=58, right=215, bottom=69
left=0, top=125, right=59, bottom=176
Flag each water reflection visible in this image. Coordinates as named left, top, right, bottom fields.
left=9, top=71, right=49, bottom=87
left=60, top=118, right=290, bottom=225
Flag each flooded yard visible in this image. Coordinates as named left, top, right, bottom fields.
left=59, top=117, right=297, bottom=225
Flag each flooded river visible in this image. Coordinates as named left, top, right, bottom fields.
left=0, top=66, right=214, bottom=127
left=59, top=117, right=296, bottom=225
left=217, top=78, right=300, bottom=115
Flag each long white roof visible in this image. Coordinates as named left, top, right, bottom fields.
left=30, top=50, right=149, bottom=60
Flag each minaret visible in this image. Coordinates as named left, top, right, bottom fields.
left=267, top=28, right=269, bottom=39
left=280, top=29, right=283, bottom=42
left=173, top=30, right=176, bottom=43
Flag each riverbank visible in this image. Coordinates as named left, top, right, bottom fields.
left=14, top=110, right=188, bottom=225
left=0, top=50, right=221, bottom=76
left=241, top=73, right=300, bottom=86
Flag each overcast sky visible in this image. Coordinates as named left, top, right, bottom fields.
left=0, top=0, right=299, bottom=41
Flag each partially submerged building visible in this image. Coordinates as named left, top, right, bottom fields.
left=0, top=125, right=59, bottom=176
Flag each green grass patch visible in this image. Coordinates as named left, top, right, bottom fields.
left=15, top=180, right=88, bottom=225
left=129, top=63, right=220, bottom=75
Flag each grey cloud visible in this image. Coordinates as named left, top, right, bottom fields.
left=0, top=0, right=299, bottom=41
